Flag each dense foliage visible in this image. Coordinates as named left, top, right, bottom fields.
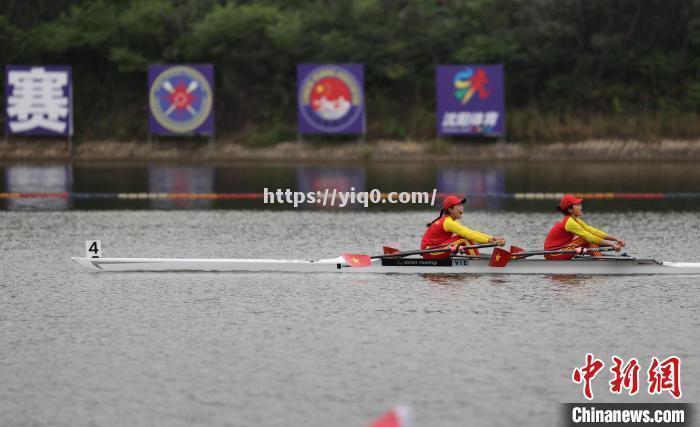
left=2, top=0, right=700, bottom=142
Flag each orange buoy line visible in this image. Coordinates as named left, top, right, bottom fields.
left=0, top=192, right=697, bottom=200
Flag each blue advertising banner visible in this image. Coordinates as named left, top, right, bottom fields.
left=297, top=64, right=365, bottom=135
left=5, top=65, right=73, bottom=136
left=436, top=64, right=505, bottom=136
left=148, top=64, right=214, bottom=136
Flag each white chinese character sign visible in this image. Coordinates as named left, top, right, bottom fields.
left=148, top=64, right=214, bottom=136
left=5, top=65, right=73, bottom=136
left=436, top=64, right=504, bottom=136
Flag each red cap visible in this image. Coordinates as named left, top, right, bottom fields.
left=559, top=194, right=583, bottom=211
left=442, top=195, right=466, bottom=210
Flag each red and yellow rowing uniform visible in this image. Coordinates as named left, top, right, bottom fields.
left=421, top=216, right=492, bottom=259
left=544, top=215, right=606, bottom=260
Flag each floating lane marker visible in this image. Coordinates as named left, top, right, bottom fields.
left=0, top=192, right=69, bottom=199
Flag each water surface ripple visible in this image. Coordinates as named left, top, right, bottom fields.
left=1, top=211, right=698, bottom=426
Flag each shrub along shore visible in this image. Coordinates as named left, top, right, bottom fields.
left=2, top=1, right=700, bottom=144
left=3, top=138, right=700, bottom=163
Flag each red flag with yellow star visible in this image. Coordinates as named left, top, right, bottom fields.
left=342, top=253, right=371, bottom=267
left=488, top=247, right=511, bottom=267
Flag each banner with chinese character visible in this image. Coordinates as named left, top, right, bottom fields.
left=297, top=64, right=365, bottom=135
left=436, top=64, right=505, bottom=136
left=5, top=65, right=73, bottom=136
left=148, top=64, right=214, bottom=136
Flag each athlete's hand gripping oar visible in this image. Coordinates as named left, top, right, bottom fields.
left=341, top=243, right=500, bottom=267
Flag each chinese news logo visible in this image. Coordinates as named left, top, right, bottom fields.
left=572, top=353, right=682, bottom=400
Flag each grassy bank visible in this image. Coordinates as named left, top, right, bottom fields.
left=508, top=110, right=700, bottom=143
left=82, top=109, right=700, bottom=146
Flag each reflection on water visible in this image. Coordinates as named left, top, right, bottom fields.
left=1, top=162, right=700, bottom=211
left=420, top=274, right=479, bottom=285
left=5, top=165, right=72, bottom=210
left=296, top=166, right=365, bottom=209
left=148, top=166, right=214, bottom=209
left=437, top=167, right=505, bottom=209
left=543, top=275, right=590, bottom=286
left=3, top=210, right=699, bottom=427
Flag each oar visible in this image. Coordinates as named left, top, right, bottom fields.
left=513, top=246, right=616, bottom=259
left=488, top=246, right=617, bottom=268
left=342, top=243, right=499, bottom=267
left=374, top=243, right=499, bottom=259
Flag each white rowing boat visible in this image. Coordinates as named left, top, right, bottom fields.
left=71, top=255, right=700, bottom=275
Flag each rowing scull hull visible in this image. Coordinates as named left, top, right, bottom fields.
left=71, top=256, right=700, bottom=275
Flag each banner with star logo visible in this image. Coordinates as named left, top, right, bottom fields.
left=297, top=64, right=365, bottom=135
left=436, top=64, right=505, bottom=136
left=148, top=64, right=214, bottom=136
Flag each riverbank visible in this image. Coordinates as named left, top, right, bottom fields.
left=3, top=139, right=700, bottom=163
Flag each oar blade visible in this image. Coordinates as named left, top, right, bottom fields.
left=382, top=243, right=401, bottom=255
left=510, top=245, right=525, bottom=254
left=369, top=405, right=411, bottom=427
left=342, top=253, right=372, bottom=267
left=489, top=247, right=512, bottom=267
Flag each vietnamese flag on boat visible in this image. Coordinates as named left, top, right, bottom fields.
left=488, top=247, right=511, bottom=267
left=342, top=253, right=371, bottom=267
left=368, top=406, right=411, bottom=427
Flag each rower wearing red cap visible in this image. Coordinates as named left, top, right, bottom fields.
left=421, top=195, right=506, bottom=259
left=544, top=194, right=626, bottom=260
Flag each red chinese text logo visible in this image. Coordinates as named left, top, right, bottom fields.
left=572, top=353, right=605, bottom=400
left=648, top=356, right=682, bottom=399
left=572, top=354, right=681, bottom=400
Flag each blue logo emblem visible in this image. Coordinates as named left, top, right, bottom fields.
left=149, top=66, right=213, bottom=133
left=298, top=66, right=363, bottom=132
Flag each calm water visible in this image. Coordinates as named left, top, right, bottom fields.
left=1, top=161, right=700, bottom=211
left=1, top=210, right=699, bottom=426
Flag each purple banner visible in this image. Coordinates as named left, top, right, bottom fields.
left=5, top=65, right=72, bottom=136
left=436, top=64, right=505, bottom=136
left=148, top=64, right=214, bottom=136
left=297, top=64, right=365, bottom=135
